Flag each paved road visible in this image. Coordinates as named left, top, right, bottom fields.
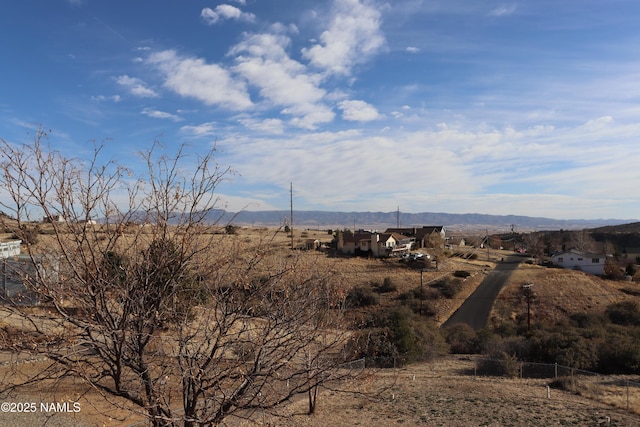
left=442, top=255, right=526, bottom=331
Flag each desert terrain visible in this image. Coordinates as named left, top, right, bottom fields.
left=1, top=226, right=639, bottom=426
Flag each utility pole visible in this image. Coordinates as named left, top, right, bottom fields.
left=420, top=269, right=424, bottom=315
left=397, top=206, right=400, bottom=228
left=522, top=283, right=534, bottom=331
left=290, top=182, right=294, bottom=250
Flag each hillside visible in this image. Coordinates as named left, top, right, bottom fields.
left=218, top=209, right=636, bottom=231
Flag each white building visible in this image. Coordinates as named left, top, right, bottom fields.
left=0, top=240, right=21, bottom=259
left=551, top=250, right=607, bottom=275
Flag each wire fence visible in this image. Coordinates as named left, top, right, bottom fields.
left=469, top=358, right=639, bottom=414
left=119, top=356, right=640, bottom=425
left=344, top=356, right=640, bottom=415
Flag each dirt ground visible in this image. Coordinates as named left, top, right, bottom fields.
left=2, top=357, right=640, bottom=427
left=1, top=226, right=639, bottom=426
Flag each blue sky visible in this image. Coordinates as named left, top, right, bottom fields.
left=1, top=0, right=640, bottom=220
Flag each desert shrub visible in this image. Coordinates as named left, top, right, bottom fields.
left=444, top=323, right=481, bottom=354
left=483, top=335, right=532, bottom=360
left=605, top=301, right=640, bottom=326
left=528, top=330, right=599, bottom=371
left=397, top=286, right=439, bottom=316
left=225, top=224, right=238, bottom=234
left=453, top=270, right=471, bottom=278
left=570, top=312, right=605, bottom=329
left=373, top=277, right=397, bottom=293
left=12, top=225, right=39, bottom=245
left=398, top=285, right=440, bottom=301
left=477, top=352, right=520, bottom=378
left=346, top=285, right=379, bottom=307
left=348, top=307, right=448, bottom=366
left=384, top=307, right=448, bottom=363
left=345, top=329, right=399, bottom=367
left=597, top=327, right=640, bottom=374
left=438, top=277, right=463, bottom=298
left=625, top=263, right=636, bottom=276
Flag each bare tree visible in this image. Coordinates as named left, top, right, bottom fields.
left=570, top=229, right=598, bottom=253
left=0, top=131, right=355, bottom=426
left=522, top=232, right=545, bottom=261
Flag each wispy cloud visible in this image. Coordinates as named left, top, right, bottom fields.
left=201, top=5, right=256, bottom=25
left=488, top=4, right=517, bottom=17
left=302, top=0, right=386, bottom=76
left=141, top=108, right=182, bottom=122
left=115, top=75, right=158, bottom=98
left=238, top=118, right=285, bottom=134
left=180, top=122, right=217, bottom=137
left=91, top=95, right=121, bottom=103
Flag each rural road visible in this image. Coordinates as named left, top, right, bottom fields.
left=442, top=254, right=526, bottom=331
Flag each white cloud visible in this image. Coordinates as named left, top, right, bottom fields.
left=488, top=4, right=517, bottom=17
left=91, top=95, right=121, bottom=103
left=115, top=75, right=158, bottom=98
left=238, top=118, right=285, bottom=134
left=406, top=46, right=420, bottom=54
left=302, top=0, right=386, bottom=76
left=201, top=5, right=255, bottom=25
left=147, top=50, right=252, bottom=110
left=180, top=122, right=217, bottom=137
left=338, top=100, right=381, bottom=122
left=230, top=32, right=334, bottom=128
left=141, top=108, right=182, bottom=122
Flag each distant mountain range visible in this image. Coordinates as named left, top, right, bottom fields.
left=218, top=210, right=637, bottom=232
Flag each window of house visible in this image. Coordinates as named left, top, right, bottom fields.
left=577, top=257, right=583, bottom=261
left=558, top=257, right=564, bottom=262
left=592, top=258, right=600, bottom=263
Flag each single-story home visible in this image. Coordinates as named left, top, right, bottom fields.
left=384, top=226, right=446, bottom=249
left=551, top=250, right=607, bottom=275
left=338, top=231, right=407, bottom=257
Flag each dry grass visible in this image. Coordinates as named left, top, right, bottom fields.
left=232, top=357, right=640, bottom=427
left=2, top=226, right=640, bottom=425
left=492, top=262, right=637, bottom=326
left=2, top=357, right=639, bottom=426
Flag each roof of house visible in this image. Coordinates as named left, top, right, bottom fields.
left=551, top=250, right=606, bottom=259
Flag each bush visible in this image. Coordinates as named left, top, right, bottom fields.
left=12, top=225, right=40, bottom=245
left=439, top=277, right=463, bottom=298
left=346, top=285, right=379, bottom=307
left=605, top=301, right=640, bottom=326
left=453, top=270, right=471, bottom=278
left=373, top=277, right=397, bottom=293
left=444, top=323, right=480, bottom=354
left=597, top=328, right=640, bottom=374
left=397, top=286, right=439, bottom=316
left=348, top=307, right=449, bottom=366
left=477, top=352, right=520, bottom=378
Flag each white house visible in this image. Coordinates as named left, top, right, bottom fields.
left=551, top=250, right=607, bottom=275
left=0, top=240, right=21, bottom=259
